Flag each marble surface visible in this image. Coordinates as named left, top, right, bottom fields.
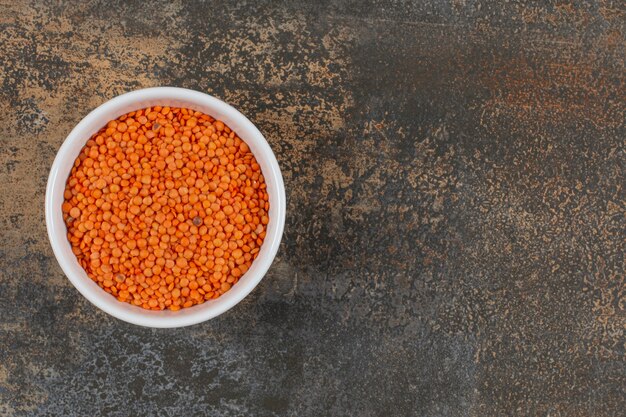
left=0, top=1, right=624, bottom=416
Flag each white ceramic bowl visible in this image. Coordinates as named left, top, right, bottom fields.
left=46, top=87, right=285, bottom=328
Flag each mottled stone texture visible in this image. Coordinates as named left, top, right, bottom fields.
left=0, top=1, right=624, bottom=416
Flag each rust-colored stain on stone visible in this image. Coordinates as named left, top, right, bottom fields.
left=0, top=1, right=624, bottom=416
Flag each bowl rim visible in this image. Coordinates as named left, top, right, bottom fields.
left=45, top=87, right=285, bottom=328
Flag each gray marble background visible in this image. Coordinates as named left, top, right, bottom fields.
left=1, top=1, right=624, bottom=416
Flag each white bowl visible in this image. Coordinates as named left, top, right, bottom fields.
left=45, top=87, right=285, bottom=328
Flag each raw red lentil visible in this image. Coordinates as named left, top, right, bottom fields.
left=62, top=106, right=269, bottom=311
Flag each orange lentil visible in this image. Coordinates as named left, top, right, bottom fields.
left=69, top=207, right=81, bottom=218
left=63, top=107, right=269, bottom=311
